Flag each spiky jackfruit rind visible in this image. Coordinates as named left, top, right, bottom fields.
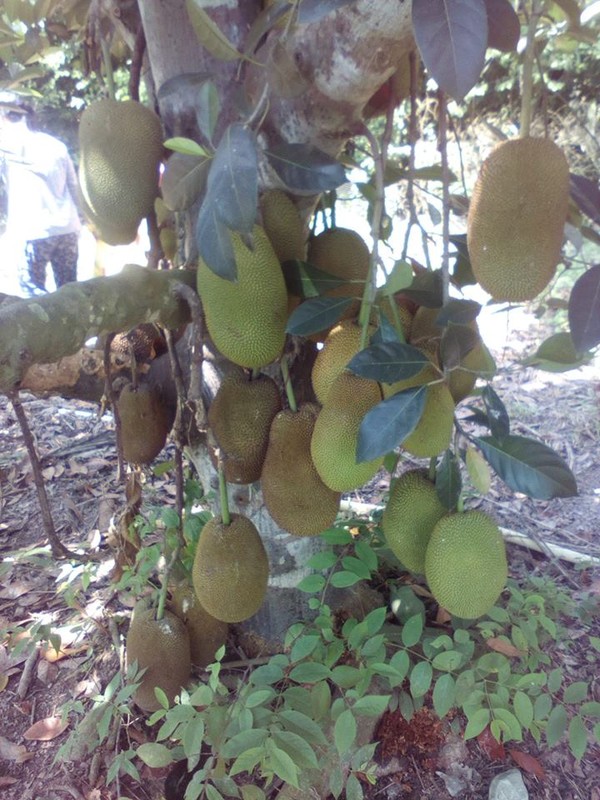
left=208, top=373, right=282, bottom=484
left=126, top=600, right=191, bottom=711
left=401, top=383, right=455, bottom=458
left=260, top=190, right=306, bottom=264
left=425, top=511, right=508, bottom=619
left=78, top=99, right=163, bottom=245
left=197, top=226, right=288, bottom=369
left=170, top=584, right=228, bottom=668
left=467, top=137, right=570, bottom=302
left=262, top=403, right=341, bottom=536
left=382, top=469, right=447, bottom=574
left=310, top=371, right=384, bottom=492
left=311, top=320, right=373, bottom=405
left=192, top=514, right=269, bottom=623
left=117, top=383, right=170, bottom=464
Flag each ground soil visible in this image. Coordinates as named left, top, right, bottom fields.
left=0, top=305, right=599, bottom=800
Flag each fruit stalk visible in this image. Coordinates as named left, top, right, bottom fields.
left=280, top=355, right=297, bottom=413
left=218, top=461, right=231, bottom=526
left=520, top=0, right=545, bottom=138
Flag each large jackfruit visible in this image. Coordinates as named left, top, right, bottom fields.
left=126, top=599, right=191, bottom=711
left=262, top=403, right=341, bottom=536
left=382, top=470, right=446, bottom=574
left=192, top=514, right=269, bottom=623
left=78, top=99, right=163, bottom=245
left=425, top=511, right=508, bottom=619
left=311, top=371, right=383, bottom=492
left=208, top=372, right=281, bottom=484
left=467, top=137, right=570, bottom=302
left=197, top=226, right=288, bottom=369
left=311, top=320, right=373, bottom=406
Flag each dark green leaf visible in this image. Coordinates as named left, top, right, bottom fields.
left=432, top=650, right=464, bottom=672
left=196, top=81, right=220, bottom=143
left=485, top=0, right=520, bottom=52
left=436, top=299, right=481, bottom=327
left=296, top=574, right=326, bottom=593
left=513, top=691, right=534, bottom=728
left=464, top=708, right=491, bottom=739
left=568, top=264, right=600, bottom=352
left=266, top=740, right=299, bottom=787
left=353, top=695, right=391, bottom=716
left=440, top=324, right=480, bottom=369
left=330, top=570, right=362, bottom=588
left=162, top=152, right=211, bottom=212
left=546, top=704, right=568, bottom=747
left=412, top=0, right=488, bottom=101
left=289, top=662, right=331, bottom=683
left=450, top=233, right=476, bottom=287
left=207, top=124, right=257, bottom=233
left=281, top=259, right=347, bottom=298
left=347, top=342, right=428, bottom=384
left=476, top=434, right=578, bottom=499
left=286, top=296, right=354, bottom=336
left=157, top=71, right=212, bottom=101
left=357, top=386, right=427, bottom=462
left=290, top=635, right=320, bottom=663
left=482, top=384, right=510, bottom=439
left=402, top=614, right=424, bottom=648
left=400, top=270, right=444, bottom=307
left=278, top=709, right=328, bottom=745
left=186, top=0, right=242, bottom=61
left=266, top=143, right=347, bottom=194
left=221, top=729, right=268, bottom=759
left=306, top=550, right=338, bottom=570
left=410, top=661, right=433, bottom=698
left=334, top=708, right=356, bottom=754
left=435, top=450, right=462, bottom=510
left=272, top=730, right=319, bottom=769
left=136, top=743, right=174, bottom=768
left=341, top=555, right=372, bottom=579
left=564, top=682, right=589, bottom=704
left=433, top=674, right=456, bottom=718
left=569, top=716, right=588, bottom=761
left=355, top=541, right=379, bottom=573
left=196, top=202, right=236, bottom=279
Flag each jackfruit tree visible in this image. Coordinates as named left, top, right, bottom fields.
left=0, top=0, right=598, bottom=647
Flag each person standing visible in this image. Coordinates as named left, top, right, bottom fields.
left=0, top=91, right=81, bottom=296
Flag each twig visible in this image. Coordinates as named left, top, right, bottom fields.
left=17, top=648, right=39, bottom=700
left=103, top=333, right=125, bottom=481
left=437, top=90, right=450, bottom=305
left=128, top=25, right=146, bottom=102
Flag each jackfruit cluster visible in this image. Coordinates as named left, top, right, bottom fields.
left=78, top=99, right=163, bottom=245
left=425, top=510, right=508, bottom=619
left=197, top=225, right=288, bottom=369
left=467, top=137, right=570, bottom=302
left=126, top=599, right=191, bottom=711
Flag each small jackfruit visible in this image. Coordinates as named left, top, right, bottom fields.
left=382, top=470, right=446, bottom=574
left=310, top=371, right=383, bottom=492
left=467, top=137, right=570, bottom=302
left=446, top=335, right=495, bottom=403
left=311, top=320, right=373, bottom=405
left=401, top=383, right=455, bottom=458
left=78, top=99, right=163, bottom=245
left=197, top=225, right=288, bottom=369
left=117, top=383, right=171, bottom=464
left=425, top=510, right=508, bottom=619
left=170, top=583, right=228, bottom=668
left=126, top=599, right=191, bottom=711
left=262, top=403, right=341, bottom=536
left=192, top=514, right=269, bottom=623
left=208, top=373, right=281, bottom=484
left=260, top=190, right=306, bottom=264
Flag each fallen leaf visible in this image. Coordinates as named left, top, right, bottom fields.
left=0, top=735, right=33, bottom=763
left=23, top=716, right=69, bottom=741
left=41, top=643, right=88, bottom=663
left=436, top=606, right=452, bottom=625
left=486, top=637, right=525, bottom=657
left=508, top=748, right=546, bottom=780
left=477, top=726, right=506, bottom=760
left=0, top=674, right=8, bottom=692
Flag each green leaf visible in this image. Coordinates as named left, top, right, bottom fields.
left=352, top=695, right=391, bottom=716
left=278, top=709, right=328, bottom=745
left=186, top=0, right=243, bottom=60
left=534, top=693, right=553, bottom=721
left=401, top=613, right=424, bottom=648
left=481, top=384, right=510, bottom=439
left=433, top=674, right=456, bottom=718
left=546, top=704, right=568, bottom=747
left=475, top=435, right=578, bottom=500
left=569, top=715, right=588, bottom=761
left=334, top=708, right=357, bottom=755
left=196, top=204, right=236, bottom=280
left=435, top=450, right=462, bottom=511
left=355, top=541, right=379, bottom=573
left=286, top=296, right=354, bottom=336
left=465, top=446, right=492, bottom=494
left=164, top=137, right=208, bottom=157
left=136, top=743, right=174, bottom=768
left=205, top=784, right=225, bottom=800
left=245, top=688, right=276, bottom=708
left=266, top=739, right=300, bottom=787
left=272, top=729, right=319, bottom=769
left=289, top=663, right=331, bottom=683
left=564, top=681, right=589, bottom=704
left=290, top=635, right=320, bottom=663
left=221, top=729, right=268, bottom=759
left=513, top=692, right=534, bottom=729
left=431, top=650, right=464, bottom=672
left=296, top=574, right=326, bottom=594
left=464, top=708, right=491, bottom=739
left=524, top=331, right=592, bottom=372
left=357, top=386, right=427, bottom=462
left=410, top=661, right=433, bottom=699
left=282, top=258, right=347, bottom=299
left=331, top=665, right=363, bottom=689
left=250, top=663, right=285, bottom=686
left=240, top=786, right=266, bottom=800
left=347, top=341, right=428, bottom=384
left=321, top=528, right=354, bottom=545
left=266, top=143, right=347, bottom=193
left=206, top=124, right=258, bottom=234
left=182, top=718, right=205, bottom=761
left=331, top=570, right=363, bottom=588
left=399, top=690, right=415, bottom=721
left=569, top=264, right=600, bottom=351
left=345, top=772, right=364, bottom=800
left=389, top=650, right=411, bottom=681
left=306, top=550, right=338, bottom=570
left=580, top=702, right=600, bottom=718
left=341, top=555, right=372, bottom=579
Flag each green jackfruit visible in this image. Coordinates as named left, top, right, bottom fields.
left=197, top=226, right=288, bottom=368
left=311, top=320, right=374, bottom=405
left=208, top=373, right=281, bottom=483
left=310, top=371, right=383, bottom=492
left=170, top=584, right=228, bottom=668
left=262, top=403, right=341, bottom=536
left=117, top=383, right=171, bottom=464
left=126, top=599, right=191, bottom=711
left=192, top=514, right=269, bottom=623
left=78, top=99, right=163, bottom=245
left=425, top=511, right=508, bottom=619
left=382, top=470, right=446, bottom=574
left=402, top=383, right=455, bottom=458
left=260, top=190, right=306, bottom=263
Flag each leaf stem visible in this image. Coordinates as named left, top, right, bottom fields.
left=520, top=0, right=545, bottom=137
left=280, top=355, right=297, bottom=412
left=218, top=462, right=231, bottom=526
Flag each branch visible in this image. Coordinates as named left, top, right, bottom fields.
left=0, top=266, right=196, bottom=394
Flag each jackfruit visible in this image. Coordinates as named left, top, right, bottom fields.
left=467, top=137, right=570, bottom=302
left=260, top=190, right=306, bottom=264
left=446, top=335, right=495, bottom=403
left=192, top=514, right=269, bottom=623
left=425, top=510, right=508, bottom=619
left=382, top=470, right=446, bottom=574
left=126, top=599, right=191, bottom=711
left=78, top=99, right=163, bottom=245
left=310, top=371, right=383, bottom=492
left=117, top=383, right=171, bottom=464
left=401, top=383, right=455, bottom=458
left=262, top=403, right=341, bottom=536
left=197, top=225, right=288, bottom=368
left=170, top=583, right=228, bottom=668
left=208, top=372, right=281, bottom=483
left=311, top=320, right=373, bottom=405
